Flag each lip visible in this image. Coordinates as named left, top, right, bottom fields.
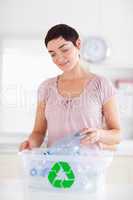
left=60, top=61, right=69, bottom=67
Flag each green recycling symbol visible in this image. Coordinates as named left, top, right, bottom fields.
left=48, top=161, right=75, bottom=188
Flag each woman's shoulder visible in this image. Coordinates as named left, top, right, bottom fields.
left=88, top=73, right=113, bottom=85
left=94, top=74, right=114, bottom=87
left=37, top=76, right=58, bottom=101
left=38, top=76, right=57, bottom=89
left=89, top=73, right=108, bottom=80
left=86, top=73, right=115, bottom=92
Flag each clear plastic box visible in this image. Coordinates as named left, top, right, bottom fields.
left=19, top=148, right=113, bottom=194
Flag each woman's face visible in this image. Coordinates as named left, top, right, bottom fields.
left=47, top=37, right=80, bottom=72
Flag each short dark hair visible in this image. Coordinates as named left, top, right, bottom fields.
left=45, top=24, right=79, bottom=47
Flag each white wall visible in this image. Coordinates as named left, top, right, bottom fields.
left=0, top=39, right=61, bottom=134
left=0, top=0, right=133, bottom=139
left=0, top=0, right=99, bottom=36
left=0, top=0, right=133, bottom=66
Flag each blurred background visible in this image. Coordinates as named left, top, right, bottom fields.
left=0, top=1, right=133, bottom=199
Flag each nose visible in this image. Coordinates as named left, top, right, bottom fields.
left=56, top=53, right=65, bottom=63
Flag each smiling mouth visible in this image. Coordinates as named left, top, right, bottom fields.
left=60, top=61, right=69, bottom=67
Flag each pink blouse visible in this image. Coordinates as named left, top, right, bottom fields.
left=37, top=74, right=117, bottom=147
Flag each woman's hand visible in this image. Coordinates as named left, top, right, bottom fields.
left=80, top=128, right=100, bottom=146
left=19, top=140, right=32, bottom=151
left=80, top=128, right=120, bottom=151
left=19, top=132, right=44, bottom=151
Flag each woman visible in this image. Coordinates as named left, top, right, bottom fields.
left=19, top=24, right=121, bottom=151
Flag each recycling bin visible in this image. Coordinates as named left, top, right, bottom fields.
left=20, top=148, right=113, bottom=193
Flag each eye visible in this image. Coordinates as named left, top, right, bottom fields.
left=50, top=53, right=56, bottom=58
left=62, top=48, right=69, bottom=53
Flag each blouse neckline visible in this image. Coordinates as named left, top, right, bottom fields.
left=55, top=74, right=98, bottom=100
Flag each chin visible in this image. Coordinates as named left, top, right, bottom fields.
left=59, top=65, right=73, bottom=72
left=64, top=63, right=76, bottom=71
left=62, top=67, right=75, bottom=72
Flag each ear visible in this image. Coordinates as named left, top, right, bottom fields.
left=76, top=38, right=81, bottom=49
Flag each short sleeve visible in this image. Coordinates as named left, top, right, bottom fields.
left=37, top=79, right=50, bottom=102
left=99, top=76, right=117, bottom=105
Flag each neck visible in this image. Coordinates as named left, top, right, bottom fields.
left=60, top=61, right=89, bottom=80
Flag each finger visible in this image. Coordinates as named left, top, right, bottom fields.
left=84, top=131, right=97, bottom=139
left=80, top=128, right=89, bottom=136
left=81, top=134, right=100, bottom=145
left=80, top=137, right=91, bottom=145
left=84, top=137, right=96, bottom=144
left=87, top=131, right=100, bottom=142
left=19, top=141, right=29, bottom=151
left=80, top=128, right=95, bottom=134
left=80, top=132, right=96, bottom=142
left=86, top=128, right=97, bottom=132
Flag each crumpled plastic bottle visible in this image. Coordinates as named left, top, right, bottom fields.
left=43, top=131, right=98, bottom=156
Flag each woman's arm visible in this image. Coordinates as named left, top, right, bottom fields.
left=81, top=96, right=121, bottom=149
left=19, top=101, right=47, bottom=151
left=99, top=95, right=121, bottom=145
